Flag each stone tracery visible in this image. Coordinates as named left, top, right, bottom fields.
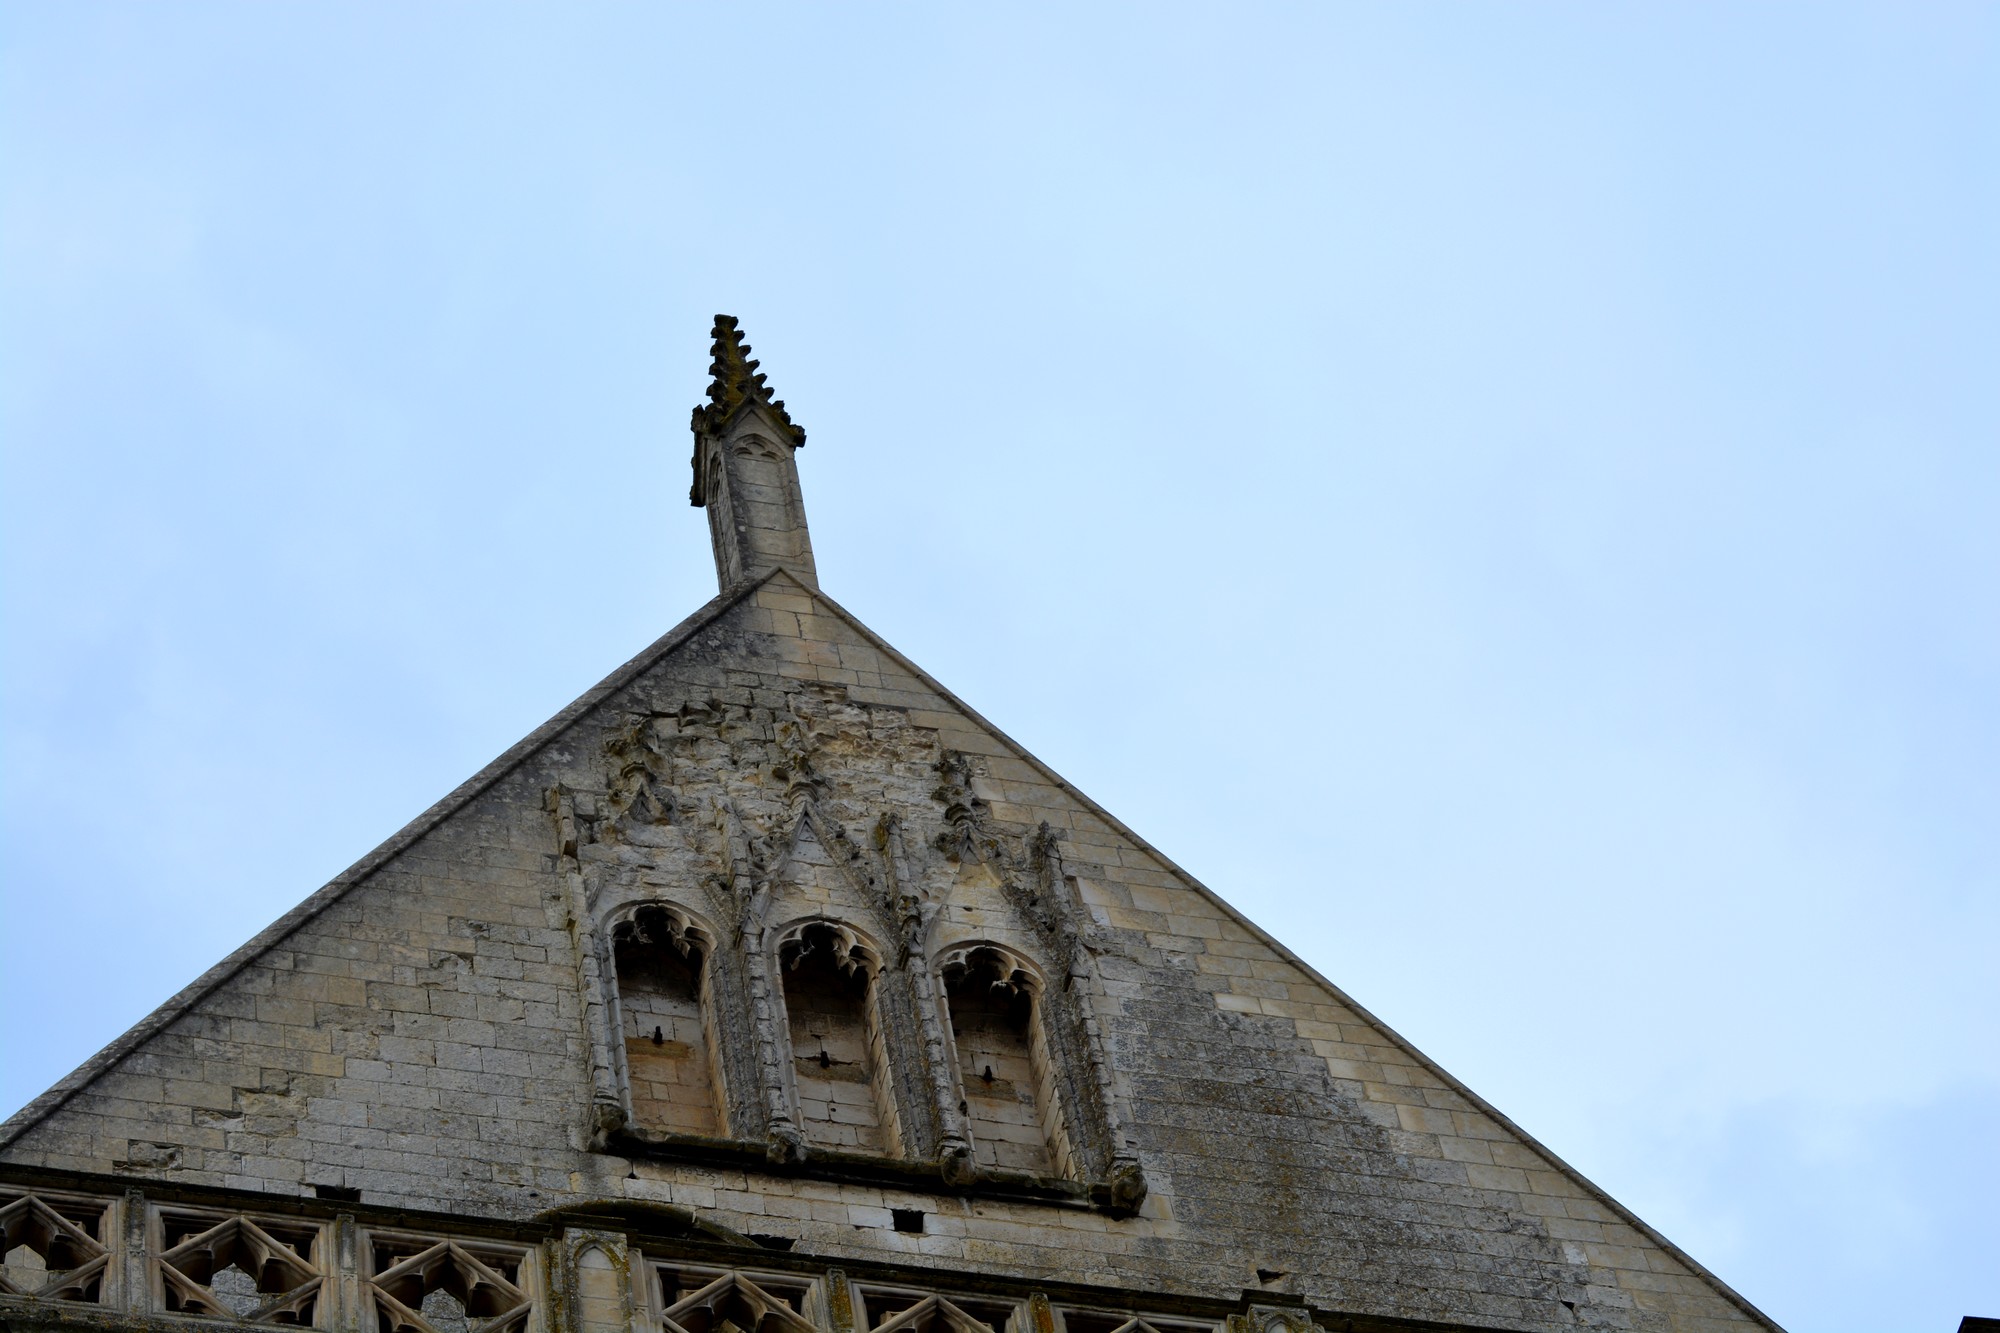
left=0, top=1191, right=107, bottom=1305
left=549, top=685, right=1144, bottom=1208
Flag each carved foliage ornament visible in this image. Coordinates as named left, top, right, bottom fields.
left=552, top=687, right=1146, bottom=1210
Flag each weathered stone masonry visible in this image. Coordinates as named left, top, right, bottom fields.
left=0, top=318, right=1782, bottom=1333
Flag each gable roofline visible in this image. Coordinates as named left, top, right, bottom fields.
left=0, top=572, right=786, bottom=1152
left=0, top=566, right=1781, bottom=1331
left=777, top=575, right=1784, bottom=1333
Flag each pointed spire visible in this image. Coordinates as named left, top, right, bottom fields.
left=690, top=316, right=804, bottom=490
left=688, top=316, right=818, bottom=590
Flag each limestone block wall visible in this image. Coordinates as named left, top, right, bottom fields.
left=0, top=574, right=1778, bottom=1333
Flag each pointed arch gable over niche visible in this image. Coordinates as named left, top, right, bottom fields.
left=766, top=807, right=883, bottom=932
left=544, top=683, right=1147, bottom=1210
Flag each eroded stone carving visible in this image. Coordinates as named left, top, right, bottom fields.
left=552, top=685, right=1142, bottom=1206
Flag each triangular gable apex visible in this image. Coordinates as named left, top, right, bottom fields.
left=0, top=561, right=1781, bottom=1332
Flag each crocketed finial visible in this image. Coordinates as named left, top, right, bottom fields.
left=686, top=316, right=819, bottom=590
left=690, top=315, right=805, bottom=450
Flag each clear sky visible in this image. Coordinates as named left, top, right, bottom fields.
left=2, top=6, right=1994, bottom=1330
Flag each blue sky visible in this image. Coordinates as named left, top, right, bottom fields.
left=2, top=6, right=1994, bottom=1329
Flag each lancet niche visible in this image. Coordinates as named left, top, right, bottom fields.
left=548, top=684, right=1147, bottom=1213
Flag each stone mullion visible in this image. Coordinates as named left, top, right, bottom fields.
left=869, top=962, right=940, bottom=1161
left=111, top=1188, right=146, bottom=1314
left=715, top=795, right=805, bottom=1160
left=823, top=1268, right=856, bottom=1333
left=143, top=1195, right=167, bottom=1315
left=905, top=949, right=972, bottom=1182
left=740, top=922, right=804, bottom=1160
left=624, top=1241, right=664, bottom=1333
left=328, top=1213, right=363, bottom=1333
left=808, top=806, right=933, bottom=1163
left=699, top=945, right=762, bottom=1138
left=546, top=1231, right=584, bottom=1333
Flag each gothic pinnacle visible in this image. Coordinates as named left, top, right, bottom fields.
left=690, top=314, right=806, bottom=451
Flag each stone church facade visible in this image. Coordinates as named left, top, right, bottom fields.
left=0, top=319, right=1781, bottom=1333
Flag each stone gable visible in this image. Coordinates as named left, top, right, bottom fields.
left=2, top=574, right=1774, bottom=1332
left=0, top=319, right=1779, bottom=1333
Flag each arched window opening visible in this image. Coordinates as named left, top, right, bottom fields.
left=940, top=947, right=1065, bottom=1176
left=778, top=923, right=895, bottom=1155
left=612, top=905, right=723, bottom=1137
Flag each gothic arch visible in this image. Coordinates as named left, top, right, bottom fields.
left=768, top=918, right=902, bottom=1157
left=769, top=917, right=885, bottom=974
left=606, top=902, right=728, bottom=1139
left=933, top=943, right=1076, bottom=1179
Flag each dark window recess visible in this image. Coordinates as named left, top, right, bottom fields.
left=943, top=948, right=1055, bottom=1175
left=312, top=1185, right=361, bottom=1203
left=890, top=1208, right=925, bottom=1234
left=780, top=923, right=889, bottom=1154
left=613, top=908, right=721, bottom=1137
